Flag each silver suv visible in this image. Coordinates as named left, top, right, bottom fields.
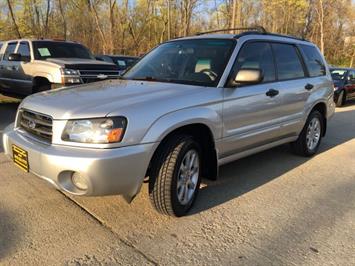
left=3, top=28, right=335, bottom=217
left=0, top=39, right=120, bottom=95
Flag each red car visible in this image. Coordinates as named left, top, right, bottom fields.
left=331, top=67, right=355, bottom=107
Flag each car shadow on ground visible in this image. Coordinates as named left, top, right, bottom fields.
left=190, top=107, right=355, bottom=215
left=0, top=208, right=21, bottom=260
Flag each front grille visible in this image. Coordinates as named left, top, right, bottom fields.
left=78, top=69, right=120, bottom=84
left=19, top=109, right=53, bottom=142
left=79, top=70, right=120, bottom=76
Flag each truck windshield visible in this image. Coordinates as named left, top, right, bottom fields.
left=33, top=41, right=94, bottom=60
left=123, top=39, right=236, bottom=87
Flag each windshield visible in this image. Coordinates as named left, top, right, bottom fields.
left=331, top=69, right=347, bottom=80
left=33, top=41, right=94, bottom=60
left=123, top=39, right=236, bottom=86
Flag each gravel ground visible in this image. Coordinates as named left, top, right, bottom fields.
left=0, top=101, right=354, bottom=265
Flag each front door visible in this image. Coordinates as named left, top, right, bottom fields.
left=0, top=42, right=18, bottom=91
left=221, top=41, right=286, bottom=158
left=11, top=41, right=33, bottom=94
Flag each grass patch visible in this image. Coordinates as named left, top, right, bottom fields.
left=0, top=94, right=21, bottom=104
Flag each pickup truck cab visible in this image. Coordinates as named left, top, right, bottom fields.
left=0, top=39, right=120, bottom=95
left=3, top=28, right=335, bottom=216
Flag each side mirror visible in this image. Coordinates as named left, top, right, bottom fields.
left=233, top=69, right=263, bottom=85
left=8, top=53, right=22, bottom=62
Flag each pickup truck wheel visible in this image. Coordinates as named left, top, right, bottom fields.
left=291, top=110, right=323, bottom=157
left=149, top=135, right=202, bottom=217
left=34, top=83, right=51, bottom=93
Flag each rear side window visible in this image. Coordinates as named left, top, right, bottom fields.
left=3, top=42, right=18, bottom=61
left=299, top=45, right=326, bottom=77
left=272, top=43, right=305, bottom=80
left=17, top=42, right=31, bottom=61
left=232, top=42, right=276, bottom=83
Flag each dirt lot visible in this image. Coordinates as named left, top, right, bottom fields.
left=0, top=101, right=354, bottom=265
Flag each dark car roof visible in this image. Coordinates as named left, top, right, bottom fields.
left=330, top=67, right=354, bottom=71
left=98, top=55, right=138, bottom=59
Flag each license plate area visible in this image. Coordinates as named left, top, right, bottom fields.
left=12, top=144, right=29, bottom=172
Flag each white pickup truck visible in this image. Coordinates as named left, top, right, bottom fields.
left=0, top=39, right=120, bottom=95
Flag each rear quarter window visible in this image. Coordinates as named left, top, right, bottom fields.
left=299, top=45, right=326, bottom=77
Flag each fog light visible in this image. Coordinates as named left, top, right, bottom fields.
left=71, top=172, right=88, bottom=191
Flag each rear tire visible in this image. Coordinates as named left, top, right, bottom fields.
left=149, top=135, right=202, bottom=217
left=335, top=90, right=345, bottom=107
left=291, top=110, right=324, bottom=157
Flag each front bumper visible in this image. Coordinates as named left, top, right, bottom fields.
left=3, top=124, right=157, bottom=201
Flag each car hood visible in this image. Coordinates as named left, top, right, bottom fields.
left=21, top=80, right=209, bottom=120
left=46, top=58, right=117, bottom=68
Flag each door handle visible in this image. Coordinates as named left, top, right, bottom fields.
left=305, top=83, right=314, bottom=91
left=266, top=89, right=279, bottom=97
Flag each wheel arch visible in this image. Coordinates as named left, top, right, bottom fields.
left=309, top=101, right=327, bottom=136
left=146, top=123, right=218, bottom=182
left=32, top=76, right=52, bottom=92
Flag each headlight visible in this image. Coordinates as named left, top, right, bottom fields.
left=62, top=117, right=127, bottom=144
left=334, top=86, right=338, bottom=91
left=61, top=68, right=82, bottom=84
left=61, top=68, right=80, bottom=75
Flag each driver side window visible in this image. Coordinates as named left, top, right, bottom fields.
left=3, top=42, right=18, bottom=61
left=229, top=41, right=276, bottom=86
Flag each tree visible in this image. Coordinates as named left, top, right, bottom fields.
left=6, top=0, right=22, bottom=38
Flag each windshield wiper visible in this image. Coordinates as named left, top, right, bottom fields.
left=131, top=76, right=159, bottom=81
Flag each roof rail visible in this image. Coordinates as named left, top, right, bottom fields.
left=264, top=33, right=309, bottom=42
left=196, top=26, right=267, bottom=36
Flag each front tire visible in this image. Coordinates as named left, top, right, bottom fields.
left=149, top=135, right=202, bottom=217
left=291, top=110, right=324, bottom=157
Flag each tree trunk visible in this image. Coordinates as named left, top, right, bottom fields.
left=350, top=48, right=355, bottom=68
left=109, top=0, right=117, bottom=54
left=318, top=0, right=325, bottom=54
left=230, top=0, right=237, bottom=31
left=6, top=0, right=22, bottom=38
left=167, top=0, right=171, bottom=40
left=87, top=0, right=107, bottom=53
left=44, top=0, right=51, bottom=37
left=58, top=0, right=67, bottom=40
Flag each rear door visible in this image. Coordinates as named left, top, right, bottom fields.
left=269, top=42, right=311, bottom=136
left=221, top=41, right=286, bottom=157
